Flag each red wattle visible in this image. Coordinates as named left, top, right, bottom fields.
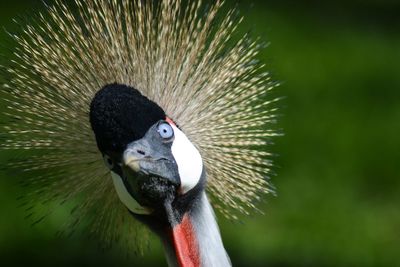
left=170, top=214, right=200, bottom=267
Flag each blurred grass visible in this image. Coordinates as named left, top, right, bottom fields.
left=1, top=0, right=400, bottom=266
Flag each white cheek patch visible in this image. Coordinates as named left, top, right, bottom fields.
left=170, top=124, right=203, bottom=194
left=110, top=171, right=152, bottom=215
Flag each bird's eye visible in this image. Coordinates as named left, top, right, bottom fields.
left=157, top=122, right=174, bottom=139
left=103, top=155, right=114, bottom=170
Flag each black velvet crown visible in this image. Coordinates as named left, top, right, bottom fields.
left=90, top=83, right=166, bottom=154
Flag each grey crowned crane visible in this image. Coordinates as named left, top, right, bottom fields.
left=0, top=0, right=278, bottom=266
left=90, top=84, right=230, bottom=266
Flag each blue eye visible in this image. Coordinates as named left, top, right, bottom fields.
left=157, top=122, right=174, bottom=139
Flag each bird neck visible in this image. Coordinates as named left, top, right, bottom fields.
left=162, top=192, right=231, bottom=267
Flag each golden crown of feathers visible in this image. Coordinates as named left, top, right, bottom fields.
left=0, top=0, right=278, bottom=252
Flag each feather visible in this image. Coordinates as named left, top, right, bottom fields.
left=0, top=0, right=278, bottom=252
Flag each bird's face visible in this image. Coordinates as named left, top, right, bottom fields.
left=90, top=84, right=204, bottom=223
left=121, top=120, right=181, bottom=207
left=118, top=118, right=204, bottom=216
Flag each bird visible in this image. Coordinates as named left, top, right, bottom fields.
left=0, top=0, right=278, bottom=266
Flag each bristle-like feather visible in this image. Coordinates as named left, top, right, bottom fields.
left=1, top=0, right=278, bottom=249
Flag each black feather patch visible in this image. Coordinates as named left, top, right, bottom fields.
left=90, top=83, right=166, bottom=155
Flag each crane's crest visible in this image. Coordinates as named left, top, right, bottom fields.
left=0, top=0, right=279, bottom=252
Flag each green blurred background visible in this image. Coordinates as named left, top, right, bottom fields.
left=1, top=0, right=399, bottom=266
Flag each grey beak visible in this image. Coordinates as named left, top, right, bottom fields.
left=123, top=139, right=151, bottom=172
left=122, top=137, right=180, bottom=187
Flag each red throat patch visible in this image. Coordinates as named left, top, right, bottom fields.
left=170, top=214, right=200, bottom=267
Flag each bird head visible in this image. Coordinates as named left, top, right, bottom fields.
left=1, top=0, right=277, bottom=265
left=89, top=83, right=204, bottom=226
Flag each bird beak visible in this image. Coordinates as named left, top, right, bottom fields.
left=123, top=152, right=140, bottom=172
left=122, top=139, right=180, bottom=186
left=120, top=136, right=180, bottom=208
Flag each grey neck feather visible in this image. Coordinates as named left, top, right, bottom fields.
left=162, top=192, right=231, bottom=267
